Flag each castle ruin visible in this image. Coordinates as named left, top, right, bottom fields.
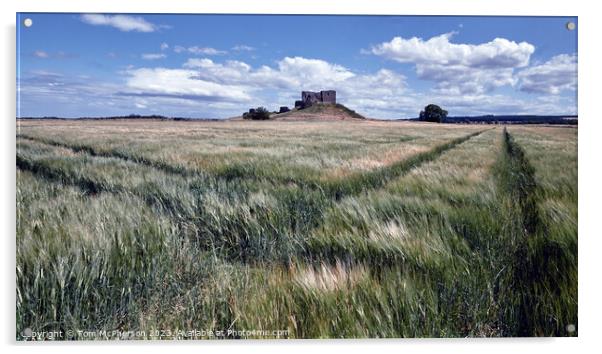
left=294, top=90, right=336, bottom=109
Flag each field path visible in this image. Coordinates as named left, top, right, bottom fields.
left=17, top=133, right=190, bottom=176
left=322, top=129, right=489, bottom=199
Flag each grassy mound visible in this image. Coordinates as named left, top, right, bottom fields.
left=273, top=103, right=366, bottom=120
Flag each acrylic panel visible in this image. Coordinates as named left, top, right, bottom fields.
left=16, top=13, right=578, bottom=340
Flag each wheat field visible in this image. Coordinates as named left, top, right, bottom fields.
left=16, top=119, right=577, bottom=339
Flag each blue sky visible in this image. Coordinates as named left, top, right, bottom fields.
left=17, top=14, right=577, bottom=118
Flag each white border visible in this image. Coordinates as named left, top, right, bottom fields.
left=2, top=1, right=599, bottom=353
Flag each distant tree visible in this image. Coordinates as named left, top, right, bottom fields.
left=419, top=104, right=448, bottom=123
left=242, top=107, right=271, bottom=120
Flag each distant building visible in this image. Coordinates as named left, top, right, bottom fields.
left=294, top=90, right=336, bottom=109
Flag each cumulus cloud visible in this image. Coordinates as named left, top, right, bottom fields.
left=417, top=64, right=517, bottom=95
left=20, top=53, right=576, bottom=118
left=182, top=57, right=406, bottom=110
left=120, top=56, right=409, bottom=117
left=518, top=54, right=577, bottom=94
left=23, top=40, right=574, bottom=119
left=371, top=32, right=534, bottom=68
left=80, top=14, right=159, bottom=32
left=122, top=67, right=252, bottom=103
left=238, top=54, right=569, bottom=117
left=180, top=56, right=358, bottom=89
left=174, top=45, right=227, bottom=55
left=141, top=53, right=166, bottom=60
left=278, top=57, right=356, bottom=86
left=370, top=32, right=535, bottom=94
left=182, top=58, right=270, bottom=85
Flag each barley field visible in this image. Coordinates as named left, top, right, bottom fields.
left=16, top=119, right=577, bottom=339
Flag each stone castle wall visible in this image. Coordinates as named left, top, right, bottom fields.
left=320, top=90, right=336, bottom=104
left=297, top=90, right=336, bottom=109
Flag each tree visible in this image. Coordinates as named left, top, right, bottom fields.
left=242, top=106, right=271, bottom=120
left=419, top=104, right=448, bottom=123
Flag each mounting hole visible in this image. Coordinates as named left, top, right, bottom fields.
left=23, top=18, right=33, bottom=27
left=566, top=21, right=576, bottom=31
left=567, top=324, right=576, bottom=333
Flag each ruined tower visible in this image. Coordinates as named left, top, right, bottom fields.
left=295, top=90, right=337, bottom=109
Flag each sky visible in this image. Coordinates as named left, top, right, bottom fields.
left=16, top=13, right=578, bottom=119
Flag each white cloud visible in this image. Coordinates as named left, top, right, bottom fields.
left=370, top=32, right=535, bottom=95
left=33, top=50, right=48, bottom=58
left=80, top=14, right=158, bottom=32
left=277, top=57, right=356, bottom=86
left=371, top=32, right=534, bottom=68
left=174, top=45, right=227, bottom=55
left=123, top=67, right=252, bottom=103
left=141, top=53, right=166, bottom=60
left=21, top=53, right=576, bottom=118
left=160, top=42, right=169, bottom=51
left=417, top=64, right=517, bottom=95
left=181, top=56, right=358, bottom=90
left=180, top=56, right=364, bottom=92
left=122, top=56, right=409, bottom=117
left=518, top=54, right=577, bottom=94
left=183, top=58, right=254, bottom=83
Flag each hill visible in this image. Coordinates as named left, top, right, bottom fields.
left=271, top=103, right=366, bottom=121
